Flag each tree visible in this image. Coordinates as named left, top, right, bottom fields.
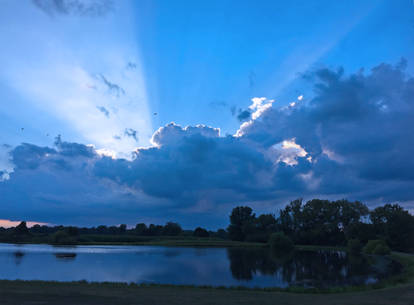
left=193, top=227, right=209, bottom=237
left=119, top=224, right=127, bottom=234
left=163, top=222, right=182, bottom=236
left=278, top=199, right=303, bottom=239
left=216, top=229, right=228, bottom=239
left=147, top=224, right=163, bottom=236
left=66, top=226, right=79, bottom=236
left=14, top=221, right=30, bottom=235
left=370, top=204, right=414, bottom=252
left=227, top=206, right=256, bottom=241
left=51, top=230, right=76, bottom=245
left=135, top=223, right=147, bottom=235
left=336, top=200, right=369, bottom=230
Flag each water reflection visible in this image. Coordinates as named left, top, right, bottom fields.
left=0, top=244, right=402, bottom=288
left=13, top=251, right=25, bottom=265
left=226, top=248, right=401, bottom=288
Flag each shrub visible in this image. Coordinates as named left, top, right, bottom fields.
left=245, top=233, right=268, bottom=243
left=163, top=222, right=182, bottom=236
left=372, top=243, right=391, bottom=255
left=347, top=239, right=363, bottom=255
left=363, top=239, right=391, bottom=255
left=193, top=227, right=209, bottom=238
left=269, top=232, right=294, bottom=253
left=51, top=230, right=76, bottom=245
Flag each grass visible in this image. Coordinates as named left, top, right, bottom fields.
left=0, top=235, right=266, bottom=248
left=1, top=277, right=414, bottom=305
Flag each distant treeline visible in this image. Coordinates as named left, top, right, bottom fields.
left=1, top=199, right=413, bottom=253
left=0, top=220, right=227, bottom=245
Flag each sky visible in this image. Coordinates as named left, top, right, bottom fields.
left=0, top=0, right=414, bottom=228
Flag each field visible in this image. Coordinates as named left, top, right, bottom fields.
left=0, top=280, right=414, bottom=305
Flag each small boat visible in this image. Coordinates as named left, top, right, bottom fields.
left=54, top=252, right=77, bottom=258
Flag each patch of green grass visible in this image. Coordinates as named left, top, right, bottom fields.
left=1, top=279, right=414, bottom=305
left=295, top=244, right=346, bottom=252
left=0, top=236, right=266, bottom=248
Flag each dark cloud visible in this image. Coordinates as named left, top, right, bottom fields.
left=54, top=135, right=96, bottom=158
left=32, top=0, right=114, bottom=17
left=126, top=62, right=137, bottom=70
left=237, top=109, right=251, bottom=122
left=124, top=128, right=138, bottom=142
left=1, top=60, right=413, bottom=227
left=239, top=59, right=414, bottom=198
left=96, top=106, right=109, bottom=118
left=98, top=74, right=125, bottom=97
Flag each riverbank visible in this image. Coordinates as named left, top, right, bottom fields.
left=1, top=279, right=414, bottom=305
left=0, top=238, right=265, bottom=248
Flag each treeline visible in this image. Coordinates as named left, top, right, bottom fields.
left=0, top=220, right=227, bottom=244
left=227, top=199, right=414, bottom=253
left=1, top=199, right=413, bottom=253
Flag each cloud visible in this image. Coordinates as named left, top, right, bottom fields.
left=237, top=110, right=251, bottom=122
left=32, top=0, right=114, bottom=17
left=269, top=139, right=309, bottom=166
left=98, top=74, right=126, bottom=97
left=0, top=144, right=14, bottom=181
left=126, top=62, right=137, bottom=70
left=124, top=128, right=138, bottom=142
left=96, top=106, right=110, bottom=117
left=1, top=60, right=414, bottom=227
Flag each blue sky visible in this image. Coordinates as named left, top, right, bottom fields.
left=0, top=0, right=414, bottom=228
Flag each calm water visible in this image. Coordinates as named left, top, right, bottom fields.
left=0, top=243, right=401, bottom=288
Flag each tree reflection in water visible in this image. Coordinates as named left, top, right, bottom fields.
left=226, top=248, right=401, bottom=288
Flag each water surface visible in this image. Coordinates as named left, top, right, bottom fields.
left=0, top=243, right=401, bottom=288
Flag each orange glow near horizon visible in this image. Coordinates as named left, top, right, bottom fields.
left=0, top=219, right=49, bottom=229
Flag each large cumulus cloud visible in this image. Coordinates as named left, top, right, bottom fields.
left=1, top=60, right=414, bottom=227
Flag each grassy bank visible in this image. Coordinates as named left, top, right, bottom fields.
left=1, top=278, right=414, bottom=305
left=0, top=237, right=265, bottom=248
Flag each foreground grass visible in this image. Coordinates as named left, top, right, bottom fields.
left=1, top=279, right=414, bottom=305
left=0, top=253, right=413, bottom=305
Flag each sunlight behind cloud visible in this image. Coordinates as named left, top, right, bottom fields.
left=0, top=1, right=152, bottom=157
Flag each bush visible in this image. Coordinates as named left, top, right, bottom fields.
left=216, top=229, right=228, bottom=239
left=363, top=240, right=391, bottom=255
left=193, top=227, right=209, bottom=238
left=347, top=239, right=363, bottom=255
left=245, top=233, right=268, bottom=243
left=51, top=230, right=76, bottom=245
left=163, top=222, right=182, bottom=236
left=372, top=243, right=391, bottom=255
left=269, top=232, right=294, bottom=253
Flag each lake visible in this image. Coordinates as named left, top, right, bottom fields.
left=0, top=243, right=402, bottom=288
